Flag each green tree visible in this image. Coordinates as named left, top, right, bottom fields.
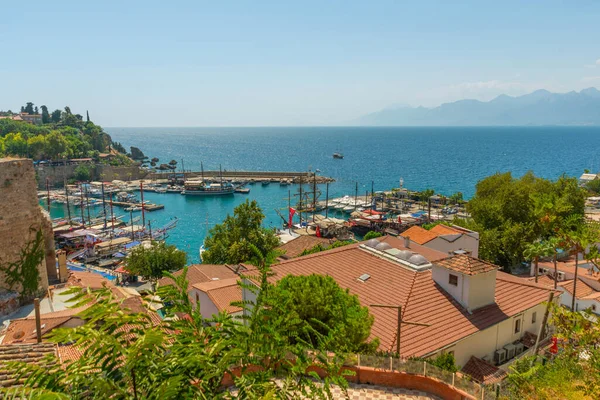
left=264, top=274, right=379, bottom=353
left=40, top=105, right=50, bottom=124
left=3, top=132, right=28, bottom=156
left=4, top=267, right=348, bottom=399
left=26, top=135, right=47, bottom=160
left=45, top=130, right=68, bottom=159
left=73, top=164, right=91, bottom=182
left=458, top=172, right=585, bottom=269
left=586, top=179, right=600, bottom=194
left=449, top=192, right=463, bottom=204
left=364, top=231, right=382, bottom=240
left=523, top=241, right=552, bottom=283
left=504, top=303, right=600, bottom=399
left=202, top=199, right=280, bottom=264
left=24, top=102, right=34, bottom=114
left=126, top=241, right=187, bottom=283
left=51, top=109, right=61, bottom=123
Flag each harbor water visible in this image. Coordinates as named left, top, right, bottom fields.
left=47, top=126, right=600, bottom=262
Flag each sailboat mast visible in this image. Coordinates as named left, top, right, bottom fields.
left=101, top=182, right=107, bottom=229
left=325, top=182, right=329, bottom=219
left=65, top=180, right=72, bottom=224
left=79, top=183, right=85, bottom=228
left=219, top=164, right=224, bottom=187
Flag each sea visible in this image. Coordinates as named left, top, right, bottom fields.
left=46, top=126, right=600, bottom=263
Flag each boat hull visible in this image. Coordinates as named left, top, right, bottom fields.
left=183, top=190, right=234, bottom=196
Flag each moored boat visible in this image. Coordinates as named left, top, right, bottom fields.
left=182, top=180, right=234, bottom=196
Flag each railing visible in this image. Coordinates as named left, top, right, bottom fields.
left=348, top=354, right=495, bottom=400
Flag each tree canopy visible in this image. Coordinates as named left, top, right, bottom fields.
left=3, top=266, right=350, bottom=399
left=0, top=105, right=129, bottom=164
left=455, top=172, right=586, bottom=269
left=126, top=241, right=187, bottom=282
left=202, top=199, right=280, bottom=264
left=264, top=274, right=379, bottom=354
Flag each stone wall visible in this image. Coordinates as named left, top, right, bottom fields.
left=0, top=158, right=55, bottom=302
left=35, top=163, right=147, bottom=188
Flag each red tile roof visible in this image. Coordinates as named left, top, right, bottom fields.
left=1, top=317, right=76, bottom=345
left=193, top=278, right=242, bottom=314
left=277, top=235, right=334, bottom=259
left=69, top=271, right=112, bottom=289
left=158, top=264, right=240, bottom=288
left=429, top=224, right=463, bottom=236
left=434, top=254, right=498, bottom=276
left=259, top=239, right=556, bottom=358
left=401, top=226, right=438, bottom=245
left=0, top=343, right=58, bottom=388
left=559, top=278, right=597, bottom=299
left=461, top=356, right=507, bottom=384
left=526, top=275, right=557, bottom=289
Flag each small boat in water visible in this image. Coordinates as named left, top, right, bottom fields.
left=261, top=180, right=270, bottom=186
left=235, top=187, right=250, bottom=194
left=280, top=179, right=290, bottom=186
left=155, top=187, right=167, bottom=193
left=333, top=152, right=344, bottom=159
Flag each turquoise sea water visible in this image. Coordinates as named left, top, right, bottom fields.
left=48, top=126, right=600, bottom=262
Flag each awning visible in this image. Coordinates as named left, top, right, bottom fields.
left=112, top=252, right=126, bottom=258
left=123, top=241, right=140, bottom=250
left=114, top=265, right=129, bottom=273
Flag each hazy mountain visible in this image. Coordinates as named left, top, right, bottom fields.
left=355, top=88, right=600, bottom=126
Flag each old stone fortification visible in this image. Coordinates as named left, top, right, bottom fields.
left=0, top=158, right=56, bottom=313
left=35, top=163, right=148, bottom=188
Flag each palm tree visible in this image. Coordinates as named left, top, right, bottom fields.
left=547, top=236, right=562, bottom=289
left=524, top=241, right=551, bottom=283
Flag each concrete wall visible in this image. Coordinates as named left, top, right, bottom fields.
left=35, top=163, right=147, bottom=188
left=432, top=266, right=468, bottom=308
left=429, top=235, right=479, bottom=258
left=467, top=271, right=497, bottom=311
left=0, top=158, right=55, bottom=302
left=557, top=288, right=600, bottom=314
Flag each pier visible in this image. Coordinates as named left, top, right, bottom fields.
left=148, top=170, right=334, bottom=184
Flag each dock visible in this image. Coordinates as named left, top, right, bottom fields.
left=109, top=201, right=164, bottom=211
left=148, top=170, right=334, bottom=184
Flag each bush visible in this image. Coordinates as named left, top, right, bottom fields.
left=73, top=164, right=91, bottom=182
left=364, top=231, right=382, bottom=240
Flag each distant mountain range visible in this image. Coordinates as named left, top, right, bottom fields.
left=355, top=87, right=600, bottom=126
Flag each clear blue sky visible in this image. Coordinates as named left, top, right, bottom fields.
left=1, top=1, right=599, bottom=126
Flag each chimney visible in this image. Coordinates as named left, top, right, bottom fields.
left=404, top=236, right=410, bottom=248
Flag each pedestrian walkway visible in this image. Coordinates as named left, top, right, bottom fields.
left=332, top=383, right=442, bottom=400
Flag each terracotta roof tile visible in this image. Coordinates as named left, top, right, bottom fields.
left=0, top=343, right=57, bottom=388
left=526, top=275, right=557, bottom=289
left=559, top=278, right=597, bottom=299
left=401, top=226, right=437, bottom=245
left=429, top=224, right=462, bottom=236
left=262, top=240, right=555, bottom=358
left=1, top=317, right=75, bottom=345
left=158, top=264, right=240, bottom=288
left=277, top=236, right=334, bottom=259
left=461, top=356, right=507, bottom=384
left=193, top=278, right=242, bottom=314
left=68, top=271, right=112, bottom=290
left=434, top=254, right=498, bottom=276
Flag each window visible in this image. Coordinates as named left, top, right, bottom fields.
left=514, top=318, right=521, bottom=334
left=532, top=312, right=537, bottom=324
left=449, top=274, right=458, bottom=286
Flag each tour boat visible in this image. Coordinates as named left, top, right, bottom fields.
left=182, top=180, right=234, bottom=196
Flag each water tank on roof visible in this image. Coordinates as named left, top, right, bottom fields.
left=375, top=242, right=393, bottom=251
left=408, top=254, right=429, bottom=266
left=365, top=239, right=380, bottom=248
left=396, top=250, right=413, bottom=261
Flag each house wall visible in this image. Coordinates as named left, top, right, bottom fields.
left=431, top=266, right=468, bottom=308
left=189, top=288, right=220, bottom=318
left=433, top=303, right=548, bottom=367
left=428, top=235, right=479, bottom=258
left=431, top=266, right=496, bottom=312
left=557, top=289, right=600, bottom=314
left=467, top=271, right=497, bottom=311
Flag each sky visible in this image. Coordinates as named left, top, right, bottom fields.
left=1, top=0, right=599, bottom=126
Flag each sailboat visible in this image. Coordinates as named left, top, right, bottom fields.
left=182, top=163, right=234, bottom=196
